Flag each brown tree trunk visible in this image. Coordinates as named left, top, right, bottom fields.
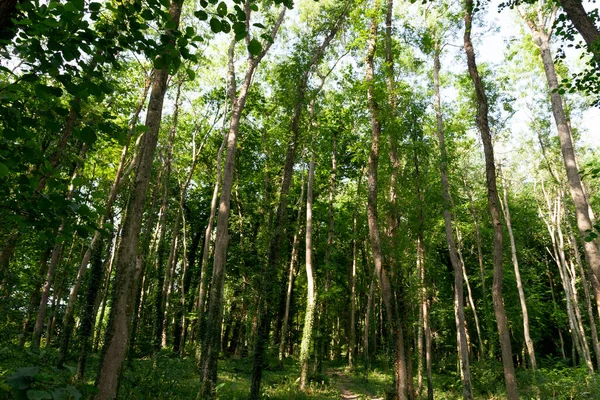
left=464, top=2, right=518, bottom=398
left=558, top=0, right=600, bottom=59
left=248, top=4, right=348, bottom=396
left=59, top=74, right=151, bottom=365
left=499, top=169, right=537, bottom=370
left=520, top=5, right=600, bottom=322
left=200, top=9, right=287, bottom=399
left=433, top=46, right=473, bottom=399
left=349, top=172, right=363, bottom=369
left=365, top=2, right=408, bottom=397
left=278, top=171, right=305, bottom=367
left=93, top=2, right=183, bottom=398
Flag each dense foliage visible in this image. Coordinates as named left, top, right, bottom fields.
left=1, top=0, right=600, bottom=399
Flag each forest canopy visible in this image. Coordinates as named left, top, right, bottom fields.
left=1, top=0, right=600, bottom=399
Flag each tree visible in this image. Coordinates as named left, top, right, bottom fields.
left=464, top=1, right=518, bottom=398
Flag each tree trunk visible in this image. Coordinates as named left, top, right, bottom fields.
left=557, top=0, right=600, bottom=59
left=76, top=237, right=105, bottom=380
left=278, top=171, right=305, bottom=367
left=60, top=74, right=151, bottom=365
left=248, top=5, right=347, bottom=396
left=568, top=222, right=600, bottom=368
left=157, top=82, right=182, bottom=349
left=33, top=157, right=83, bottom=351
left=433, top=47, right=473, bottom=399
left=365, top=2, right=408, bottom=397
left=521, top=7, right=600, bottom=322
left=499, top=169, right=537, bottom=370
left=201, top=10, right=286, bottom=399
left=349, top=173, right=363, bottom=369
left=299, top=151, right=316, bottom=390
left=93, top=2, right=183, bottom=398
left=464, top=2, right=518, bottom=398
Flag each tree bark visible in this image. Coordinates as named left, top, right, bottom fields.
left=299, top=151, right=316, bottom=390
left=278, top=171, right=305, bottom=367
left=558, top=0, right=600, bottom=59
left=433, top=46, right=473, bottom=399
left=248, top=4, right=348, bottom=396
left=365, top=2, right=408, bottom=397
left=520, top=4, right=600, bottom=322
left=93, top=2, right=183, bottom=398
left=464, top=2, right=518, bottom=398
left=200, top=8, right=287, bottom=399
left=499, top=169, right=537, bottom=370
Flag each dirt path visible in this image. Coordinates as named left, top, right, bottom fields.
left=329, top=370, right=384, bottom=400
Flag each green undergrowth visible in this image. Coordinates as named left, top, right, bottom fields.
left=215, top=357, right=339, bottom=399
left=2, top=345, right=600, bottom=399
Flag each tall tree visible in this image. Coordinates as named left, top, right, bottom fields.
left=365, top=1, right=408, bottom=398
left=199, top=4, right=288, bottom=398
left=519, top=0, right=600, bottom=322
left=464, top=1, right=518, bottom=399
left=433, top=41, right=473, bottom=399
left=93, top=2, right=183, bottom=398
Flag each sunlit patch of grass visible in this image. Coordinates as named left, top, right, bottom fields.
left=216, top=357, right=339, bottom=399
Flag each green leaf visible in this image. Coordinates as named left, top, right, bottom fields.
left=141, top=9, right=153, bottom=20
left=233, top=21, right=245, bottom=34
left=209, top=17, right=222, bottom=33
left=34, top=84, right=63, bottom=98
left=27, top=389, right=52, bottom=400
left=186, top=68, right=196, bottom=81
left=250, top=4, right=258, bottom=11
left=217, top=1, right=227, bottom=17
left=194, top=9, right=208, bottom=20
left=248, top=38, right=261, bottom=56
left=78, top=126, right=97, bottom=145
left=235, top=31, right=246, bottom=41
left=89, top=2, right=101, bottom=11
left=154, top=56, right=165, bottom=70
left=253, top=22, right=266, bottom=29
left=134, top=125, right=148, bottom=134
left=220, top=20, right=230, bottom=33
left=0, top=163, right=9, bottom=177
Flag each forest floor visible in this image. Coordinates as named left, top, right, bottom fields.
left=328, top=368, right=385, bottom=399
left=2, top=345, right=600, bottom=399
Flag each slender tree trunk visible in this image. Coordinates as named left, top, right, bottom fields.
left=423, top=285, right=433, bottom=400
left=93, top=3, right=183, bottom=398
left=76, top=237, right=105, bottom=380
left=94, top=228, right=119, bottom=353
left=349, top=173, right=363, bottom=369
left=32, top=157, right=82, bottom=351
left=195, top=126, right=228, bottom=351
left=521, top=5, right=600, bottom=322
left=464, top=2, right=518, bottom=398
left=278, top=171, right=305, bottom=367
left=156, top=83, right=182, bottom=349
left=19, top=247, right=51, bottom=347
left=60, top=75, right=151, bottom=364
left=499, top=169, right=537, bottom=370
left=568, top=222, right=600, bottom=368
left=365, top=2, right=408, bottom=397
left=364, top=275, right=376, bottom=371
left=433, top=46, right=473, bottom=399
left=299, top=151, right=316, bottom=390
left=248, top=5, right=347, bottom=396
left=201, top=10, right=286, bottom=398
